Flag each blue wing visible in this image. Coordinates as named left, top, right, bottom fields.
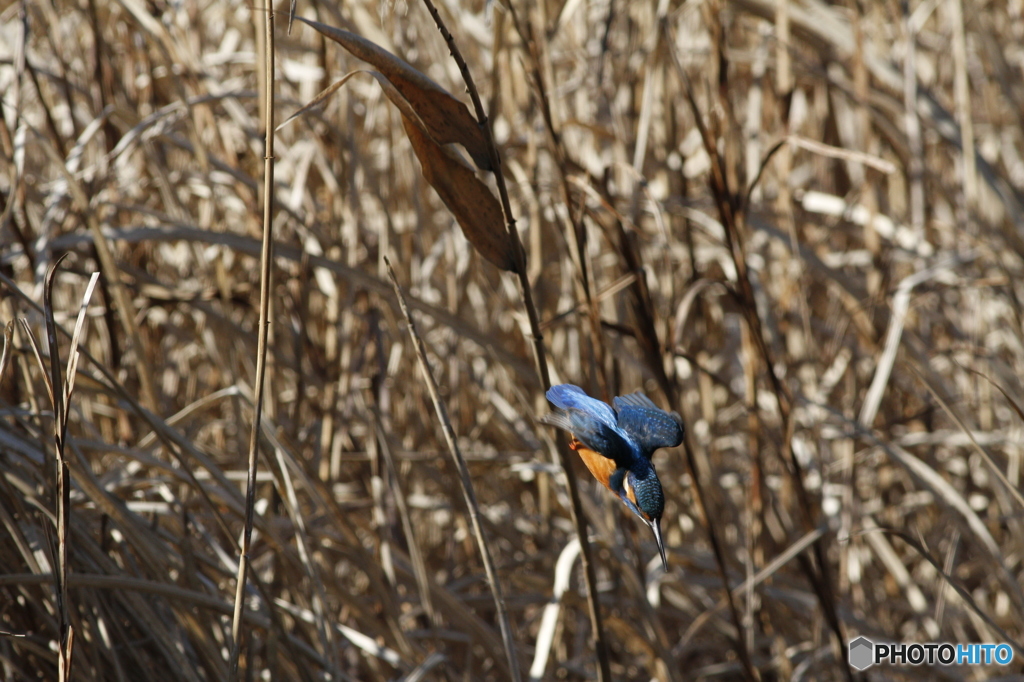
left=613, top=392, right=660, bottom=411
left=546, top=385, right=618, bottom=430
left=613, top=393, right=684, bottom=457
left=543, top=385, right=633, bottom=466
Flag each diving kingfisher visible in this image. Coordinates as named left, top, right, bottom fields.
left=541, top=384, right=683, bottom=570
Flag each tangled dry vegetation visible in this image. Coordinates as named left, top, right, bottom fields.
left=3, top=0, right=1024, bottom=679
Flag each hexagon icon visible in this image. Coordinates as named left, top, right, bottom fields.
left=849, top=637, right=874, bottom=670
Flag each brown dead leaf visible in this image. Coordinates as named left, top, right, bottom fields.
left=401, top=114, right=518, bottom=273
left=293, top=15, right=493, bottom=171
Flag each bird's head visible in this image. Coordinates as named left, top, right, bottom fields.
left=622, top=469, right=668, bottom=570
left=626, top=470, right=664, bottom=521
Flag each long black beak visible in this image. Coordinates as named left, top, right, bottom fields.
left=649, top=517, right=668, bottom=571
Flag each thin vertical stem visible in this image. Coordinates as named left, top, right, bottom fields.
left=230, top=4, right=276, bottom=676
left=903, top=0, right=926, bottom=236
left=43, top=257, right=72, bottom=682
left=949, top=0, right=976, bottom=222
left=385, top=257, right=521, bottom=682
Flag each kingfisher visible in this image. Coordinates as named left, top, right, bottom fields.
left=540, top=384, right=683, bottom=570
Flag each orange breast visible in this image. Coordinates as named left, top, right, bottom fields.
left=570, top=437, right=617, bottom=492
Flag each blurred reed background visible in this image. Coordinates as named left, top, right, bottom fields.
left=2, top=0, right=1024, bottom=679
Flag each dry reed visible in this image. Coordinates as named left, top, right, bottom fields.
left=2, top=0, right=1024, bottom=680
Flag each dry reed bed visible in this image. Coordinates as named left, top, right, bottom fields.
left=1, top=0, right=1023, bottom=679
